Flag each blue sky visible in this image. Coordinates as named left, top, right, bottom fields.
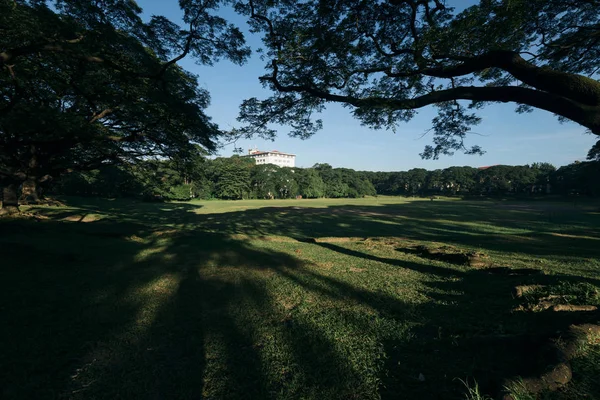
left=136, top=0, right=597, bottom=171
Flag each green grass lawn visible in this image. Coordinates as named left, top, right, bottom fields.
left=1, top=196, right=599, bottom=399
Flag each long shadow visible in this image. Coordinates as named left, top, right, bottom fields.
left=0, top=218, right=165, bottom=399
left=316, top=241, right=461, bottom=278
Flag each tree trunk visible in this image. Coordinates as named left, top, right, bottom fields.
left=20, top=176, right=41, bottom=204
left=0, top=184, right=20, bottom=215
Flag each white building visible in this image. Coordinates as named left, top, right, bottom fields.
left=245, top=148, right=296, bottom=168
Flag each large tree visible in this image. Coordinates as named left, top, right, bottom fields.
left=209, top=155, right=254, bottom=199
left=234, top=0, right=600, bottom=158
left=0, top=0, right=249, bottom=213
left=588, top=140, right=600, bottom=161
left=294, top=167, right=325, bottom=198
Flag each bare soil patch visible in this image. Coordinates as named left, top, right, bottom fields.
left=396, top=243, right=490, bottom=267
left=502, top=324, right=600, bottom=400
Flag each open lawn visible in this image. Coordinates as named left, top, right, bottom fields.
left=1, top=196, right=600, bottom=399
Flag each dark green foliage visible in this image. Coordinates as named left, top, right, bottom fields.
left=271, top=167, right=299, bottom=199
left=587, top=141, right=600, bottom=162
left=53, top=166, right=144, bottom=198
left=251, top=164, right=279, bottom=199
left=209, top=155, right=254, bottom=200
left=47, top=156, right=600, bottom=201
left=293, top=168, right=325, bottom=199
left=360, top=163, right=563, bottom=197
left=234, top=0, right=600, bottom=157
left=442, top=167, right=479, bottom=195
left=0, top=0, right=250, bottom=209
left=551, top=162, right=600, bottom=197
left=313, top=164, right=349, bottom=198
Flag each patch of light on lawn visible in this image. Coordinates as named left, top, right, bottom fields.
left=130, top=274, right=181, bottom=327
left=134, top=246, right=168, bottom=262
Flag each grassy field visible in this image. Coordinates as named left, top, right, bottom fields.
left=1, top=196, right=599, bottom=400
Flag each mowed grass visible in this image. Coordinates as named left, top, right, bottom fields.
left=1, top=196, right=600, bottom=399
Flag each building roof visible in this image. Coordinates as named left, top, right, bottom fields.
left=245, top=149, right=296, bottom=156
left=477, top=164, right=501, bottom=170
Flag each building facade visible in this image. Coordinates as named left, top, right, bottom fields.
left=245, top=148, right=296, bottom=168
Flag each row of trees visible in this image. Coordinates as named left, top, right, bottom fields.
left=49, top=156, right=600, bottom=201
left=365, top=162, right=600, bottom=197
left=365, top=163, right=558, bottom=196
left=51, top=155, right=377, bottom=200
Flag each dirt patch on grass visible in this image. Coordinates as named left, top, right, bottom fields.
left=396, top=243, right=490, bottom=267
left=152, top=229, right=178, bottom=237
left=315, top=237, right=367, bottom=243
left=316, top=262, right=334, bottom=270
left=502, top=324, right=600, bottom=400
left=277, top=297, right=299, bottom=311
left=63, top=214, right=101, bottom=223
left=514, top=285, right=546, bottom=298
left=507, top=282, right=600, bottom=399
left=126, top=235, right=146, bottom=243
left=552, top=305, right=598, bottom=312
left=516, top=281, right=600, bottom=312
left=484, top=267, right=544, bottom=276
left=296, top=236, right=369, bottom=244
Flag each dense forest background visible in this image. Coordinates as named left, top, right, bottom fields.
left=43, top=153, right=600, bottom=201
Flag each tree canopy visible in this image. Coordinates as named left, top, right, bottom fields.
left=0, top=0, right=250, bottom=212
left=235, top=0, right=600, bottom=158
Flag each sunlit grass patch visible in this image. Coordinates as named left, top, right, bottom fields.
left=548, top=232, right=600, bottom=241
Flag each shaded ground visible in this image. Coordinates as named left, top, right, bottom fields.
left=1, top=197, right=599, bottom=399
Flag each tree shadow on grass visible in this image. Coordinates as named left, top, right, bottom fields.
left=1, top=218, right=392, bottom=399
left=3, top=198, right=600, bottom=399
left=205, top=202, right=600, bottom=260
left=312, top=241, right=600, bottom=399
left=27, top=196, right=204, bottom=226
left=1, top=218, right=161, bottom=399
left=28, top=198, right=600, bottom=260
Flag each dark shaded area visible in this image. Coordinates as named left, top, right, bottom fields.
left=1, top=198, right=599, bottom=399
left=378, top=265, right=600, bottom=399
left=0, top=219, right=286, bottom=399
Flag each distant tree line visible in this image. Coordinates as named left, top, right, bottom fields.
left=366, top=161, right=600, bottom=197
left=40, top=154, right=600, bottom=201
left=48, top=154, right=377, bottom=201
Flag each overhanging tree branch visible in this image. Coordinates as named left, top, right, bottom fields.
left=263, top=60, right=600, bottom=134
left=422, top=51, right=600, bottom=106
